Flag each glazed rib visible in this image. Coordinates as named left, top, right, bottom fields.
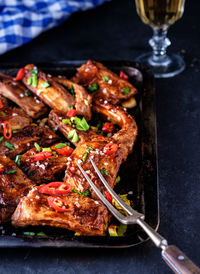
left=73, top=60, right=137, bottom=104
left=0, top=73, right=47, bottom=118
left=22, top=64, right=75, bottom=113
left=0, top=126, right=60, bottom=159
left=12, top=187, right=109, bottom=236
left=0, top=156, right=33, bottom=222
left=53, top=76, right=92, bottom=120
left=20, top=147, right=68, bottom=184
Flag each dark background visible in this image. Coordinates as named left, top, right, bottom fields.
left=0, top=0, right=199, bottom=273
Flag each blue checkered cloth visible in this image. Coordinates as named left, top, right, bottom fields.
left=0, top=0, right=109, bottom=55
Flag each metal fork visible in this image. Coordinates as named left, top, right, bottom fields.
left=76, top=158, right=200, bottom=274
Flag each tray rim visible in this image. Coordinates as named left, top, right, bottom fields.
left=0, top=60, right=159, bottom=248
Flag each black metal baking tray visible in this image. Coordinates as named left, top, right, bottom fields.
left=0, top=61, right=158, bottom=248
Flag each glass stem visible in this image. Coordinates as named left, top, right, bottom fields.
left=149, top=29, right=171, bottom=65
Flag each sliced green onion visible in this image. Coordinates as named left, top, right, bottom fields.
left=6, top=169, right=17, bottom=175
left=41, top=80, right=50, bottom=88
left=86, top=146, right=93, bottom=153
left=115, top=175, right=121, bottom=184
left=67, top=129, right=79, bottom=143
left=67, top=85, right=75, bottom=97
left=108, top=225, right=118, bottom=237
left=37, top=232, right=46, bottom=236
left=0, top=136, right=4, bottom=142
left=27, top=77, right=32, bottom=85
left=12, top=129, right=19, bottom=133
left=69, top=105, right=74, bottom=109
left=23, top=231, right=35, bottom=236
left=117, top=223, right=127, bottom=236
left=73, top=117, right=89, bottom=131
left=72, top=189, right=90, bottom=196
left=24, top=90, right=31, bottom=97
left=84, top=99, right=88, bottom=106
left=62, top=118, right=71, bottom=126
left=5, top=141, right=14, bottom=150
left=42, top=147, right=52, bottom=152
left=122, top=86, right=131, bottom=95
left=54, top=143, right=67, bottom=149
left=102, top=76, right=109, bottom=82
left=30, top=69, right=38, bottom=76
left=15, top=155, right=21, bottom=167
left=0, top=111, right=7, bottom=116
left=88, top=83, right=99, bottom=92
left=101, top=168, right=109, bottom=176
left=82, top=152, right=88, bottom=163
left=34, top=142, right=40, bottom=152
left=32, top=74, right=38, bottom=88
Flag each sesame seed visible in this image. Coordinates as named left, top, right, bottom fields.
left=19, top=93, right=24, bottom=98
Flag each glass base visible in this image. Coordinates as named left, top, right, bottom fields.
left=135, top=53, right=185, bottom=78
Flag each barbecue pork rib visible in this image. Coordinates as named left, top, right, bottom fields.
left=0, top=73, right=47, bottom=118
left=20, top=147, right=69, bottom=184
left=64, top=99, right=137, bottom=198
left=0, top=126, right=60, bottom=159
left=22, top=64, right=75, bottom=113
left=0, top=156, right=33, bottom=222
left=72, top=60, right=137, bottom=104
left=53, top=76, right=92, bottom=121
left=12, top=186, right=109, bottom=236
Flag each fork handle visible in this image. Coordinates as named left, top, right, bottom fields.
left=162, top=245, right=200, bottom=274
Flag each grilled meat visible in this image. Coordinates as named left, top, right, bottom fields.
left=20, top=148, right=68, bottom=184
left=48, top=109, right=96, bottom=146
left=0, top=73, right=47, bottom=118
left=0, top=126, right=59, bottom=159
left=12, top=186, right=109, bottom=236
left=0, top=107, right=31, bottom=132
left=73, top=60, right=137, bottom=104
left=22, top=64, right=75, bottom=113
left=64, top=99, right=137, bottom=198
left=0, top=156, right=33, bottom=222
left=53, top=76, right=92, bottom=120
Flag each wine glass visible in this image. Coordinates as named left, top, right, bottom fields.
left=135, top=0, right=186, bottom=78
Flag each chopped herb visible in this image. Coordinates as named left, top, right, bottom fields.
left=5, top=141, right=14, bottom=150
left=12, top=129, right=19, bottom=133
left=62, top=118, right=71, bottom=126
left=86, top=146, right=93, bottom=153
left=27, top=77, right=32, bottom=85
left=82, top=152, right=88, bottom=163
left=73, top=117, right=89, bottom=131
left=54, top=143, right=67, bottom=149
left=72, top=189, right=90, bottom=196
left=32, top=74, right=38, bottom=88
left=122, top=86, right=131, bottom=95
left=24, top=90, right=31, bottom=97
left=52, top=151, right=57, bottom=156
left=0, top=136, right=4, bottom=142
left=84, top=99, right=88, bottom=106
left=0, top=111, right=7, bottom=116
left=102, top=76, right=109, bottom=82
left=41, top=80, right=50, bottom=88
left=91, top=126, right=98, bottom=132
left=67, top=129, right=79, bottom=143
left=42, top=147, right=52, bottom=152
left=96, top=121, right=102, bottom=129
left=69, top=105, right=74, bottom=109
left=23, top=231, right=35, bottom=236
left=117, top=223, right=127, bottom=236
left=37, top=232, right=46, bottom=236
left=115, top=175, right=121, bottom=184
left=101, top=168, right=109, bottom=176
left=67, top=85, right=75, bottom=97
left=30, top=69, right=38, bottom=76
left=108, top=225, right=118, bottom=237
left=88, top=83, right=99, bottom=92
left=15, top=155, right=21, bottom=166
left=6, top=169, right=17, bottom=175
left=34, top=142, right=40, bottom=152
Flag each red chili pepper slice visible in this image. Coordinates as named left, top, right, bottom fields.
left=56, top=146, right=73, bottom=156
left=0, top=99, right=3, bottom=109
left=66, top=109, right=77, bottom=118
left=120, top=71, right=129, bottom=80
left=29, top=151, right=52, bottom=162
left=102, top=123, right=115, bottom=134
left=39, top=182, right=72, bottom=195
left=106, top=192, right=112, bottom=204
left=47, top=196, right=74, bottom=212
left=103, top=143, right=118, bottom=155
left=15, top=68, right=25, bottom=81
left=3, top=121, right=12, bottom=139
left=0, top=164, right=4, bottom=173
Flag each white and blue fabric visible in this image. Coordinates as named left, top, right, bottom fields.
left=0, top=0, right=109, bottom=55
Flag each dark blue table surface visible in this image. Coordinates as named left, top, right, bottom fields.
left=0, top=0, right=199, bottom=273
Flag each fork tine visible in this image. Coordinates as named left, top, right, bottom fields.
left=76, top=161, right=127, bottom=224
left=90, top=157, right=144, bottom=218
